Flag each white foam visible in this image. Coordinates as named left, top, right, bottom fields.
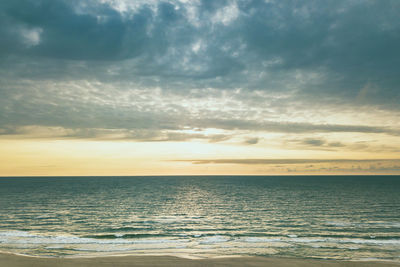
left=73, top=244, right=188, bottom=252
left=2, top=230, right=400, bottom=259
left=337, top=238, right=400, bottom=245
left=349, top=246, right=360, bottom=250
left=130, top=239, right=187, bottom=244
left=367, top=222, right=400, bottom=228
left=199, top=236, right=228, bottom=244
left=0, top=231, right=188, bottom=245
left=325, top=221, right=352, bottom=227
left=45, top=246, right=65, bottom=249
left=290, top=238, right=327, bottom=243
left=289, top=236, right=400, bottom=245
left=242, top=237, right=282, bottom=243
left=0, top=231, right=33, bottom=237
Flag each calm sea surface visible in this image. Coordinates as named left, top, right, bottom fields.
left=0, top=176, right=399, bottom=261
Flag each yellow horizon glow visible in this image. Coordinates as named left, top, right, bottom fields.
left=1, top=138, right=399, bottom=176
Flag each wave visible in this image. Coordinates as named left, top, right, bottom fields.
left=287, top=237, right=400, bottom=245
left=199, top=235, right=229, bottom=244
left=102, top=227, right=152, bottom=232
left=83, top=233, right=171, bottom=239
left=1, top=230, right=400, bottom=247
left=240, top=237, right=283, bottom=243
left=325, top=221, right=400, bottom=228
left=0, top=231, right=187, bottom=245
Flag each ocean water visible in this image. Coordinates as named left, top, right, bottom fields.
left=0, top=176, right=399, bottom=261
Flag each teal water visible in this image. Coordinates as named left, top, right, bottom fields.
left=0, top=176, right=399, bottom=261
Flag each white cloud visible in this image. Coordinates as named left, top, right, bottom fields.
left=211, top=1, right=239, bottom=26
left=20, top=27, right=43, bottom=47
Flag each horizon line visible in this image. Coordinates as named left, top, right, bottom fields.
left=1, top=174, right=400, bottom=178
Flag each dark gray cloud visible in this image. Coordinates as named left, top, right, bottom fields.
left=1, top=0, right=400, bottom=141
left=328, top=142, right=345, bottom=147
left=191, top=119, right=400, bottom=136
left=301, top=138, right=325, bottom=147
left=0, top=125, right=232, bottom=143
left=176, top=159, right=400, bottom=165
left=244, top=137, right=259, bottom=145
left=1, top=0, right=160, bottom=60
left=0, top=79, right=399, bottom=140
left=1, top=0, right=399, bottom=94
left=1, top=103, right=399, bottom=140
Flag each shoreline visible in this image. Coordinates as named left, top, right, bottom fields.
left=1, top=253, right=399, bottom=267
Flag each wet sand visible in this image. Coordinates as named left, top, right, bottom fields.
left=1, top=253, right=399, bottom=267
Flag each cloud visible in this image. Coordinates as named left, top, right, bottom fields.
left=244, top=137, right=259, bottom=145
left=302, top=138, right=325, bottom=146
left=0, top=0, right=152, bottom=60
left=191, top=119, right=400, bottom=136
left=19, top=27, right=43, bottom=47
left=0, top=0, right=400, bottom=146
left=172, top=158, right=400, bottom=173
left=328, top=142, right=345, bottom=147
left=175, top=158, right=400, bottom=165
left=0, top=125, right=233, bottom=143
left=0, top=0, right=399, bottom=99
left=0, top=79, right=399, bottom=141
left=1, top=116, right=399, bottom=141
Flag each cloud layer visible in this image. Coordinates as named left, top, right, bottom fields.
left=178, top=159, right=400, bottom=165
left=2, top=0, right=399, bottom=95
left=1, top=0, right=399, bottom=149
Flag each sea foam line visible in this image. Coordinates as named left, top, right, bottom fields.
left=1, top=231, right=400, bottom=246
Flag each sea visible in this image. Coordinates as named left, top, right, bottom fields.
left=0, top=176, right=399, bottom=262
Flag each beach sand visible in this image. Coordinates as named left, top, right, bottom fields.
left=1, top=253, right=399, bottom=267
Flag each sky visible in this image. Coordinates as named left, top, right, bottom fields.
left=1, top=0, right=400, bottom=176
